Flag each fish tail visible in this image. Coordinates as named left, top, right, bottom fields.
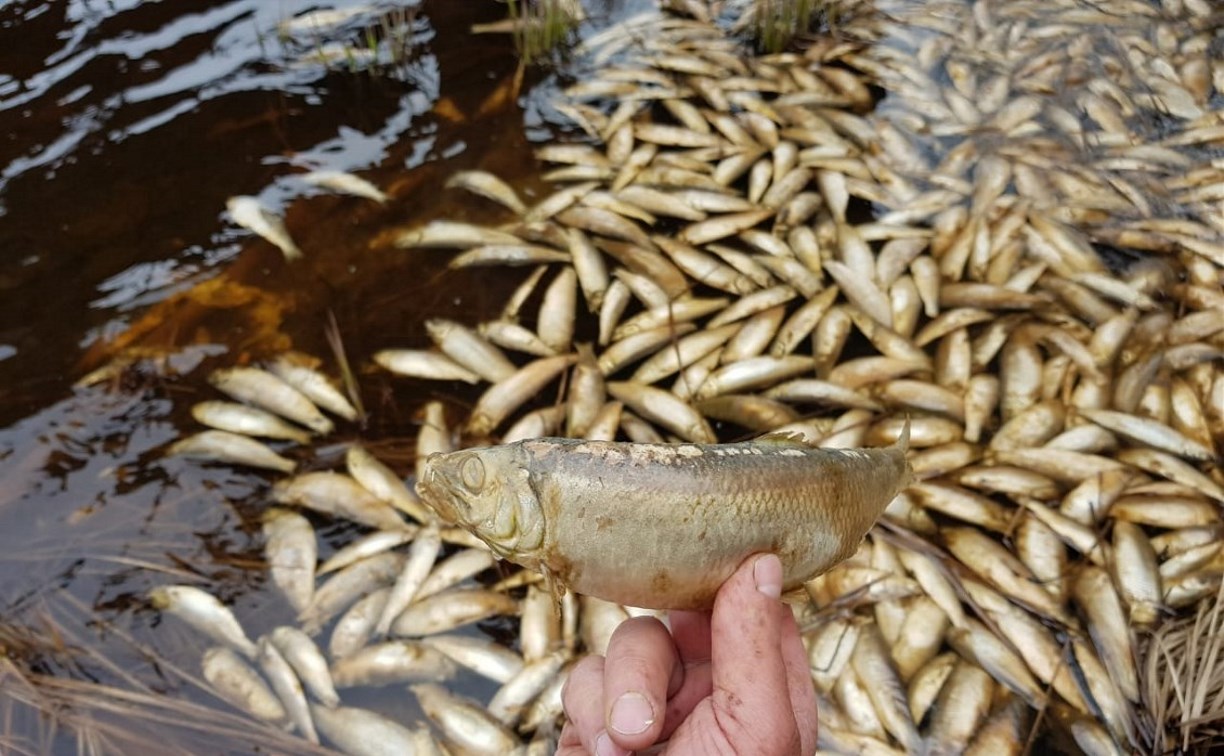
left=893, top=415, right=914, bottom=491
left=893, top=415, right=911, bottom=453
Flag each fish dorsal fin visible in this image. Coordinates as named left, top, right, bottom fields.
left=754, top=430, right=812, bottom=447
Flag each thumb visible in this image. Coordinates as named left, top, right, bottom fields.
left=708, top=553, right=801, bottom=752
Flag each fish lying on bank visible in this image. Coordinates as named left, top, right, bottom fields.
left=225, top=196, right=302, bottom=261
left=416, top=424, right=912, bottom=610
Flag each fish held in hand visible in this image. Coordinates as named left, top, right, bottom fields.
left=416, top=423, right=912, bottom=610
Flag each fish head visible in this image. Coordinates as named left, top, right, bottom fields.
left=148, top=586, right=173, bottom=610
left=417, top=446, right=546, bottom=563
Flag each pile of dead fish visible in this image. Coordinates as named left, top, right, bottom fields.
left=168, top=359, right=568, bottom=753
left=155, top=0, right=1224, bottom=753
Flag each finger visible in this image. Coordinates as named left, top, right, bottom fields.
left=658, top=659, right=711, bottom=742
left=669, top=609, right=712, bottom=664
left=709, top=553, right=802, bottom=753
left=556, top=722, right=586, bottom=756
left=601, top=616, right=678, bottom=751
left=779, top=606, right=819, bottom=754
left=656, top=608, right=715, bottom=741
left=562, top=655, right=624, bottom=756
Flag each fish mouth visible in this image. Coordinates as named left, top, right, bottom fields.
left=414, top=456, right=465, bottom=525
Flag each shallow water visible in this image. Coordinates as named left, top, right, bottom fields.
left=0, top=0, right=619, bottom=750
left=2, top=0, right=1219, bottom=752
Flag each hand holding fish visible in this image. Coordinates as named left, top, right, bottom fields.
left=557, top=554, right=818, bottom=756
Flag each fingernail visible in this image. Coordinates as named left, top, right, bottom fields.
left=754, top=554, right=782, bottom=599
left=609, top=691, right=654, bottom=736
left=595, top=731, right=623, bottom=756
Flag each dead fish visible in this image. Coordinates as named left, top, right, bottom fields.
left=202, top=647, right=287, bottom=724
left=267, top=626, right=339, bottom=707
left=330, top=640, right=458, bottom=687
left=1079, top=409, right=1216, bottom=463
left=318, top=530, right=415, bottom=578
left=679, top=208, right=775, bottom=245
left=271, top=472, right=408, bottom=532
left=390, top=588, right=519, bottom=637
left=374, top=521, right=443, bottom=636
left=411, top=683, right=522, bottom=755
left=301, top=170, right=388, bottom=203
left=347, top=445, right=432, bottom=524
left=480, top=320, right=558, bottom=358
left=1073, top=566, right=1139, bottom=702
left=450, top=244, right=570, bottom=268
left=605, top=381, right=716, bottom=443
left=416, top=425, right=912, bottom=609
left=311, top=704, right=432, bottom=756
left=329, top=587, right=391, bottom=660
left=209, top=367, right=333, bottom=435
left=167, top=431, right=296, bottom=474
left=150, top=586, right=257, bottom=659
left=278, top=7, right=376, bottom=36
left=466, top=354, right=577, bottom=437
left=267, top=353, right=358, bottom=422
left=261, top=508, right=316, bottom=614
left=487, top=650, right=568, bottom=727
left=191, top=401, right=311, bottom=444
left=226, top=196, right=302, bottom=261
left=373, top=349, right=481, bottom=384
left=256, top=636, right=318, bottom=743
left=420, top=633, right=524, bottom=684
left=301, top=553, right=405, bottom=636
left=394, top=220, right=521, bottom=249
left=426, top=318, right=517, bottom=383
left=444, top=170, right=526, bottom=214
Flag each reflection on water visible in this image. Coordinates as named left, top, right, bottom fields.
left=0, top=0, right=548, bottom=751
left=0, top=0, right=523, bottom=424
left=0, top=0, right=669, bottom=746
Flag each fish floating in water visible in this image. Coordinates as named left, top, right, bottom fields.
left=300, top=170, right=389, bottom=204
left=225, top=196, right=302, bottom=261
left=417, top=424, right=912, bottom=610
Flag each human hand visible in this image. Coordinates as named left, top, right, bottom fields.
left=557, top=553, right=818, bottom=755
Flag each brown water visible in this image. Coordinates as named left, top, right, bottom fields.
left=0, top=1, right=649, bottom=751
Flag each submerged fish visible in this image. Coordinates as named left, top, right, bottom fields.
left=225, top=196, right=302, bottom=261
left=300, top=170, right=389, bottom=204
left=416, top=425, right=911, bottom=609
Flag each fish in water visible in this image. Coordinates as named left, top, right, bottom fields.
left=225, top=196, right=302, bottom=261
left=416, top=424, right=912, bottom=609
left=300, top=170, right=389, bottom=204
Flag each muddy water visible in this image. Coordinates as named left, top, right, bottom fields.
left=0, top=1, right=641, bottom=751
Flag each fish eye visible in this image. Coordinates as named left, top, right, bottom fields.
left=459, top=456, right=485, bottom=492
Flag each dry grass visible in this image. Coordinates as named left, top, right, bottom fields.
left=0, top=594, right=333, bottom=755
left=753, top=0, right=820, bottom=53
left=326, top=309, right=366, bottom=426
left=504, top=0, right=584, bottom=64
left=0, top=660, right=334, bottom=755
left=1142, top=581, right=1224, bottom=754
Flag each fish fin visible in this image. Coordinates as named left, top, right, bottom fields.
left=893, top=415, right=911, bottom=453
left=540, top=565, right=568, bottom=614
left=754, top=430, right=811, bottom=446
left=781, top=586, right=810, bottom=605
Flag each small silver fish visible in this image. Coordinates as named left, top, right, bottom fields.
left=226, top=196, right=302, bottom=261
left=301, top=170, right=388, bottom=204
